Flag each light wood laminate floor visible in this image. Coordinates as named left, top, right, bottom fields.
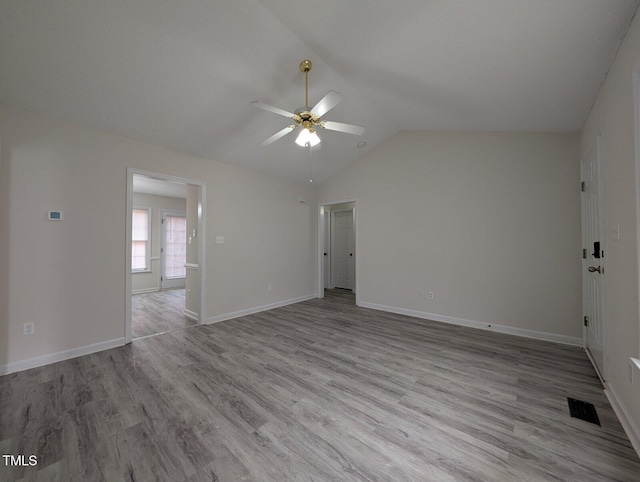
left=1, top=292, right=639, bottom=481
left=132, top=288, right=196, bottom=339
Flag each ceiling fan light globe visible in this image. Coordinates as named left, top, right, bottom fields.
left=308, top=130, right=320, bottom=146
left=295, top=128, right=310, bottom=146
left=295, top=128, right=320, bottom=147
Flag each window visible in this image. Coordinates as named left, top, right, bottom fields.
left=164, top=215, right=186, bottom=279
left=132, top=207, right=151, bottom=272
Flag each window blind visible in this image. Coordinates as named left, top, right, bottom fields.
left=132, top=208, right=149, bottom=271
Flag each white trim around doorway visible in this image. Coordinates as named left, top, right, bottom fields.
left=125, top=168, right=207, bottom=343
left=317, top=199, right=359, bottom=306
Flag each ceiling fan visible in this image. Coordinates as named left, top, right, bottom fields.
left=251, top=59, right=365, bottom=147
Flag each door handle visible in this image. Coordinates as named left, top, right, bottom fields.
left=588, top=266, right=602, bottom=273
left=593, top=241, right=601, bottom=259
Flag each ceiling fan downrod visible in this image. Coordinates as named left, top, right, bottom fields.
left=299, top=60, right=312, bottom=108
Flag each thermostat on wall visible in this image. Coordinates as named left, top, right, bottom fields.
left=47, top=210, right=63, bottom=221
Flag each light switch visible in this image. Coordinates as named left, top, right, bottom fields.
left=216, top=235, right=224, bottom=244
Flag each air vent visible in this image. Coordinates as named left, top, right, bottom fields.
left=567, top=398, right=600, bottom=426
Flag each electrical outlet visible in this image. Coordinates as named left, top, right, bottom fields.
left=428, top=291, right=434, bottom=300
left=187, top=289, right=191, bottom=299
left=267, top=284, right=272, bottom=293
left=23, top=322, right=34, bottom=335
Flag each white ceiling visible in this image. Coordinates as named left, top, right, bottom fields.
left=1, top=1, right=638, bottom=184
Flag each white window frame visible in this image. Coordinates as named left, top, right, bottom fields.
left=132, top=206, right=152, bottom=273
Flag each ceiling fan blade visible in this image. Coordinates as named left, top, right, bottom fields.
left=322, top=120, right=365, bottom=136
left=310, top=91, right=343, bottom=117
left=251, top=101, right=295, bottom=118
left=260, top=125, right=295, bottom=146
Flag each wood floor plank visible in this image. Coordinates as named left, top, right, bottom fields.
left=2, top=289, right=639, bottom=481
left=132, top=288, right=195, bottom=339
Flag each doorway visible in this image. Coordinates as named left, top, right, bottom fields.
left=125, top=168, right=206, bottom=343
left=318, top=200, right=357, bottom=304
left=581, top=136, right=606, bottom=381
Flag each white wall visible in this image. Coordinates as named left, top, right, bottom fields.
left=0, top=104, right=316, bottom=372
left=581, top=11, right=640, bottom=449
left=319, top=131, right=581, bottom=342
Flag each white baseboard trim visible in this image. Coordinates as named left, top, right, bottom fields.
left=184, top=308, right=199, bottom=321
left=0, top=337, right=126, bottom=376
left=357, top=301, right=582, bottom=346
left=205, top=294, right=316, bottom=325
left=132, top=287, right=159, bottom=295
left=605, top=385, right=640, bottom=458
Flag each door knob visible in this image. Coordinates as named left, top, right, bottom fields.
left=588, top=266, right=602, bottom=273
left=350, top=253, right=353, bottom=256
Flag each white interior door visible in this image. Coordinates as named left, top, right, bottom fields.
left=161, top=211, right=187, bottom=290
left=332, top=209, right=355, bottom=290
left=581, top=139, right=605, bottom=379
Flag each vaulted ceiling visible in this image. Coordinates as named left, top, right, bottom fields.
left=1, top=1, right=638, bottom=183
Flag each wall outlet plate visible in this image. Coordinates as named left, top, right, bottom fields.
left=23, top=322, right=35, bottom=335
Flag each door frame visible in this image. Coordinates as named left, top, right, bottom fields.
left=633, top=65, right=640, bottom=362
left=581, top=135, right=608, bottom=382
left=317, top=199, right=359, bottom=304
left=323, top=209, right=331, bottom=290
left=160, top=210, right=187, bottom=290
left=125, top=168, right=207, bottom=343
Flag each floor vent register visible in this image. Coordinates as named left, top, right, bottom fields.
left=567, top=397, right=600, bottom=426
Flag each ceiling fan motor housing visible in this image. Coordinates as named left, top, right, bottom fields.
left=294, top=107, right=321, bottom=129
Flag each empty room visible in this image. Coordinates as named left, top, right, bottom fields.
left=2, top=1, right=640, bottom=480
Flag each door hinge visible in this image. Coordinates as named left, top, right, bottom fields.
left=581, top=181, right=586, bottom=192
left=161, top=276, right=163, bottom=282
left=582, top=248, right=587, bottom=259
left=161, top=218, right=164, bottom=224
left=584, top=316, right=589, bottom=327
